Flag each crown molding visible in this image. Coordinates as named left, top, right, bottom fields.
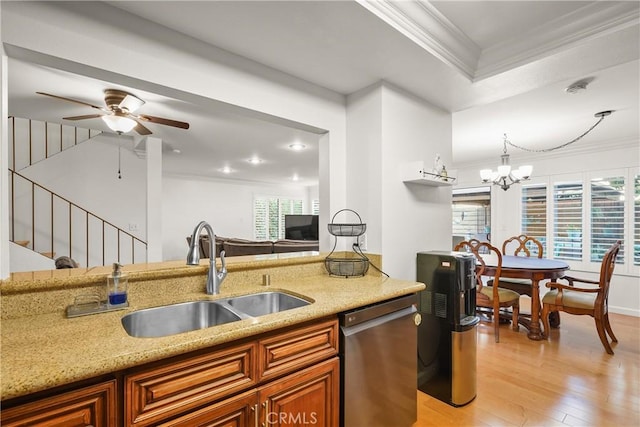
left=476, top=2, right=640, bottom=81
left=355, top=0, right=480, bottom=80
left=357, top=1, right=639, bottom=82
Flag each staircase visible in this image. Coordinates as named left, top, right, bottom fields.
left=8, top=116, right=148, bottom=269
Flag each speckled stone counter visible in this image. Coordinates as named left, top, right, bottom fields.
left=1, top=252, right=424, bottom=400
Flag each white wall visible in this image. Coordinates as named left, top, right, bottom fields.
left=453, top=140, right=640, bottom=316
left=347, top=83, right=453, bottom=280
left=162, top=176, right=314, bottom=262
left=381, top=84, right=453, bottom=280
left=9, top=242, right=54, bottom=272
left=346, top=83, right=383, bottom=254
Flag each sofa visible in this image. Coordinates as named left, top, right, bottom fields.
left=187, top=235, right=319, bottom=258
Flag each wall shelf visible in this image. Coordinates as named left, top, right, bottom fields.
left=402, top=169, right=456, bottom=187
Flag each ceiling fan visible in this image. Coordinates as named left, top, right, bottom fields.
left=36, top=89, right=190, bottom=135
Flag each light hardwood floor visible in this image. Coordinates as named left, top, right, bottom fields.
left=413, top=304, right=640, bottom=427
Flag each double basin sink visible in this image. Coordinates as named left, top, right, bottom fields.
left=121, top=291, right=312, bottom=338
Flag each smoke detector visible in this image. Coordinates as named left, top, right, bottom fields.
left=565, top=77, right=594, bottom=94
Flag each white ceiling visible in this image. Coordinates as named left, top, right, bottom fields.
left=6, top=0, right=640, bottom=183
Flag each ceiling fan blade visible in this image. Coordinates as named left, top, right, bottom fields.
left=137, top=114, right=190, bottom=130
left=119, top=94, right=145, bottom=113
left=134, top=121, right=153, bottom=135
left=63, top=114, right=104, bottom=121
left=36, top=91, right=107, bottom=111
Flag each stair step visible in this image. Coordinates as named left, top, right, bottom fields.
left=40, top=252, right=56, bottom=259
left=14, top=240, right=30, bottom=247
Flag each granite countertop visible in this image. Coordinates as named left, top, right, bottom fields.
left=1, top=268, right=424, bottom=400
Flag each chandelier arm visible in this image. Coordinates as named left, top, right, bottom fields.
left=504, top=112, right=609, bottom=153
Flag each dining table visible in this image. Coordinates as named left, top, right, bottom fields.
left=480, top=254, right=570, bottom=340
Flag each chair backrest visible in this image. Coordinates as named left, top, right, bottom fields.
left=454, top=239, right=502, bottom=289
left=598, top=240, right=621, bottom=307
left=502, top=234, right=543, bottom=258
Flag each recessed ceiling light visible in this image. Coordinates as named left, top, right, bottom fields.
left=219, top=166, right=233, bottom=174
left=288, top=143, right=306, bottom=151
left=172, top=148, right=181, bottom=154
left=247, top=157, right=263, bottom=165
left=292, top=174, right=299, bottom=181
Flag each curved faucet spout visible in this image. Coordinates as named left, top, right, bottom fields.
left=186, top=221, right=227, bottom=294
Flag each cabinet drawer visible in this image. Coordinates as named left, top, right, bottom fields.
left=0, top=380, right=117, bottom=427
left=258, top=318, right=338, bottom=382
left=125, top=342, right=257, bottom=426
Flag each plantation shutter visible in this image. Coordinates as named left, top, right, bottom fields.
left=591, top=176, right=625, bottom=263
left=521, top=184, right=547, bottom=254
left=553, top=182, right=583, bottom=261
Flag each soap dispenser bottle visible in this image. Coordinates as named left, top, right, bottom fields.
left=107, top=263, right=128, bottom=306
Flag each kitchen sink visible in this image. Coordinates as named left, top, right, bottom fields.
left=121, top=301, right=242, bottom=338
left=222, top=291, right=312, bottom=317
left=121, top=291, right=313, bottom=338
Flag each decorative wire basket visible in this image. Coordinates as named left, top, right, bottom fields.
left=325, top=208, right=369, bottom=277
left=327, top=209, right=366, bottom=236
left=325, top=257, right=369, bottom=278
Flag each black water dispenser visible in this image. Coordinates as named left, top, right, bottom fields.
left=416, top=251, right=479, bottom=407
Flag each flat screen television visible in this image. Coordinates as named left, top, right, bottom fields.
left=284, top=214, right=319, bottom=241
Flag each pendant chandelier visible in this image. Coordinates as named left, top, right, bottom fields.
left=480, top=135, right=532, bottom=191
left=480, top=110, right=612, bottom=191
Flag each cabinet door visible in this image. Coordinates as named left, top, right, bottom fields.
left=258, top=357, right=339, bottom=427
left=0, top=380, right=117, bottom=427
left=158, top=390, right=258, bottom=427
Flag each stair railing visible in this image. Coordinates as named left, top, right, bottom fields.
left=9, top=169, right=147, bottom=268
left=9, top=116, right=103, bottom=172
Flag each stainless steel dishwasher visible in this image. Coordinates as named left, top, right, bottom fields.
left=339, top=294, right=419, bottom=427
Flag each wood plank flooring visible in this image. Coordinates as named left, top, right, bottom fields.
left=413, top=305, right=640, bottom=426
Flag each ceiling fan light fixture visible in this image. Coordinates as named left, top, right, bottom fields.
left=118, top=93, right=145, bottom=113
left=102, top=114, right=137, bottom=133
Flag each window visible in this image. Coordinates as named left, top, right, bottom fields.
left=254, top=197, right=304, bottom=240
left=311, top=199, right=320, bottom=216
left=591, top=176, right=625, bottom=263
left=452, top=187, right=491, bottom=241
left=553, top=182, right=583, bottom=261
left=520, top=168, right=638, bottom=274
left=521, top=184, right=547, bottom=254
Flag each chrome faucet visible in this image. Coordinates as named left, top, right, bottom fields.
left=186, top=221, right=227, bottom=295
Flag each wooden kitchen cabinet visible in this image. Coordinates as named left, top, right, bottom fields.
left=0, top=380, right=117, bottom=427
left=157, top=357, right=339, bottom=427
left=258, top=318, right=338, bottom=383
left=258, top=357, right=339, bottom=427
left=127, top=317, right=339, bottom=426
left=125, top=341, right=257, bottom=426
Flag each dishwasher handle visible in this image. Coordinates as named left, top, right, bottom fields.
left=340, top=294, right=417, bottom=327
left=341, top=305, right=417, bottom=337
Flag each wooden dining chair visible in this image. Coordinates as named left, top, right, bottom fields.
left=492, top=234, right=544, bottom=298
left=455, top=239, right=520, bottom=342
left=541, top=240, right=621, bottom=354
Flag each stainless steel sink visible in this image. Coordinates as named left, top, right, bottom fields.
left=222, top=291, right=311, bottom=317
left=121, top=291, right=312, bottom=338
left=121, top=301, right=242, bottom=338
